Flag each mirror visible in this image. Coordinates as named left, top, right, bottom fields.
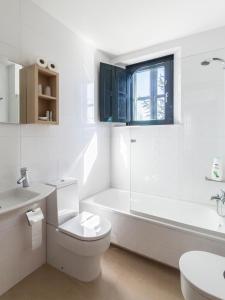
left=0, top=59, right=22, bottom=124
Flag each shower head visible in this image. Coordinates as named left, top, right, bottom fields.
left=201, top=57, right=225, bottom=67
left=212, top=57, right=225, bottom=63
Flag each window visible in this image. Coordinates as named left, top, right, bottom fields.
left=127, top=55, right=174, bottom=125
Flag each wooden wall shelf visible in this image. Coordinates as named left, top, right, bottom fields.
left=38, top=94, right=56, bottom=101
left=37, top=120, right=58, bottom=125
left=20, top=64, right=59, bottom=124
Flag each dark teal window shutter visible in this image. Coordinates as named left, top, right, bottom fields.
left=99, top=62, right=127, bottom=123
left=99, top=63, right=113, bottom=122
left=112, top=66, right=127, bottom=122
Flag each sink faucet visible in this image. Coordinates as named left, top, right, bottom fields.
left=17, top=167, right=30, bottom=188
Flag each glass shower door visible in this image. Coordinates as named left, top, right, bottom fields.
left=130, top=126, right=157, bottom=217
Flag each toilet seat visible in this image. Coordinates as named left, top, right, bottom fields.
left=179, top=251, right=225, bottom=300
left=58, top=211, right=111, bottom=241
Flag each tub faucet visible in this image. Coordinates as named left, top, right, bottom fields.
left=211, top=190, right=225, bottom=217
left=211, top=190, right=225, bottom=204
left=17, top=167, right=30, bottom=188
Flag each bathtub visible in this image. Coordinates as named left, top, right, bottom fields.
left=81, top=188, right=225, bottom=268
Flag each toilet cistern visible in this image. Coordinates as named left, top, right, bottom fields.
left=17, top=167, right=30, bottom=188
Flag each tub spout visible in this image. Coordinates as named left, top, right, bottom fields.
left=211, top=190, right=225, bottom=204
left=211, top=190, right=225, bottom=217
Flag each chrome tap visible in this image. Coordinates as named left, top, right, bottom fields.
left=17, top=167, right=30, bottom=188
left=211, top=190, right=225, bottom=204
left=211, top=190, right=225, bottom=217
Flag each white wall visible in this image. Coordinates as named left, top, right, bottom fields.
left=0, top=0, right=111, bottom=200
left=111, top=30, right=225, bottom=205
left=0, top=0, right=111, bottom=294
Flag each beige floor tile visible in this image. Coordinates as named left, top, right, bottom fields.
left=1, top=245, right=183, bottom=300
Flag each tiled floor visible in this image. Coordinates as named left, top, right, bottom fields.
left=1, top=246, right=183, bottom=300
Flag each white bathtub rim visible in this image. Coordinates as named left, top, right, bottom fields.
left=81, top=196, right=225, bottom=243
left=85, top=187, right=217, bottom=208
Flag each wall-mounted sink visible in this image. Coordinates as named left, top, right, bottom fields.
left=0, top=184, right=55, bottom=215
left=0, top=188, right=39, bottom=210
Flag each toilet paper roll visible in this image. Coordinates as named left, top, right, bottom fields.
left=36, top=57, right=48, bottom=68
left=26, top=208, right=44, bottom=249
left=26, top=208, right=44, bottom=225
left=47, top=61, right=57, bottom=72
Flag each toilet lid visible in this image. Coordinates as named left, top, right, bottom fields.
left=58, top=211, right=111, bottom=241
left=179, top=251, right=225, bottom=299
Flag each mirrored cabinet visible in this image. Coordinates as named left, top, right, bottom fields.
left=0, top=59, right=23, bottom=124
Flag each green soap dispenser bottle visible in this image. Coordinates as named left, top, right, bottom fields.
left=211, top=157, right=223, bottom=181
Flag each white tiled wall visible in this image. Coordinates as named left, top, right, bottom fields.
left=0, top=0, right=111, bottom=199
left=0, top=0, right=111, bottom=294
left=111, top=47, right=225, bottom=205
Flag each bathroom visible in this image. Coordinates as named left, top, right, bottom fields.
left=0, top=0, right=225, bottom=299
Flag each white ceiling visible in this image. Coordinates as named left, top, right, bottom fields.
left=32, top=0, right=225, bottom=56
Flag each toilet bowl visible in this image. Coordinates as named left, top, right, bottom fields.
left=46, top=179, right=111, bottom=282
left=179, top=251, right=225, bottom=300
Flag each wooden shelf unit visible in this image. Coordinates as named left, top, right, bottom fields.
left=20, top=64, right=59, bottom=124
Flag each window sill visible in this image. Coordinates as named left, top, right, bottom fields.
left=126, top=123, right=182, bottom=128
left=111, top=123, right=183, bottom=128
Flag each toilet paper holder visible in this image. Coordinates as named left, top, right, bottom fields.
left=26, top=208, right=44, bottom=226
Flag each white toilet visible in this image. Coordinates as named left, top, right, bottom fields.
left=179, top=251, right=225, bottom=300
left=46, top=178, right=111, bottom=282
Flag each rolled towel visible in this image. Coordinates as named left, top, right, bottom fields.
left=47, top=61, right=57, bottom=72
left=36, top=57, right=48, bottom=68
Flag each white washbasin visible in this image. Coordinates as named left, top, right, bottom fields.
left=0, top=184, right=55, bottom=215
left=0, top=188, right=39, bottom=210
